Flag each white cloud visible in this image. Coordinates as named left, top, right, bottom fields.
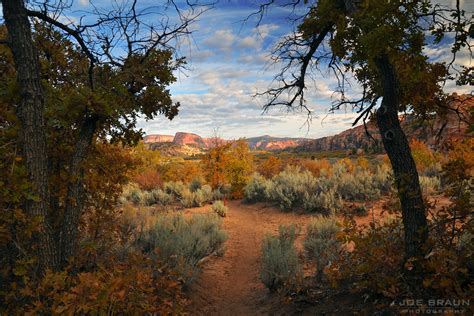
left=202, top=29, right=236, bottom=52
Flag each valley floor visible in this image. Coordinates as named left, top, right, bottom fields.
left=184, top=200, right=389, bottom=315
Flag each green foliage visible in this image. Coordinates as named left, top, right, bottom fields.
left=264, top=166, right=342, bottom=214
left=212, top=200, right=228, bottom=217
left=136, top=213, right=227, bottom=285
left=260, top=225, right=302, bottom=292
left=304, top=217, right=341, bottom=281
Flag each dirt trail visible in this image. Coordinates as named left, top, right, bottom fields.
left=185, top=201, right=313, bottom=316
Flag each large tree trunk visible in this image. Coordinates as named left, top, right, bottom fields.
left=374, top=55, right=428, bottom=260
left=2, top=0, right=60, bottom=271
left=60, top=115, right=98, bottom=266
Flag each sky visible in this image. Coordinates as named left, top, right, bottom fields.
left=134, top=0, right=472, bottom=139
left=137, top=1, right=374, bottom=139
left=6, top=0, right=473, bottom=139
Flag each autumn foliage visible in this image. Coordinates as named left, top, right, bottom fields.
left=202, top=139, right=254, bottom=199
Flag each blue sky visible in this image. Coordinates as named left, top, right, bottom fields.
left=10, top=0, right=474, bottom=139
left=134, top=0, right=472, bottom=139
left=137, top=1, right=367, bottom=139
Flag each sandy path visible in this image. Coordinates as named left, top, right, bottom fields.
left=185, top=201, right=313, bottom=316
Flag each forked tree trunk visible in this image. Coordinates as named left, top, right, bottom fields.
left=2, top=0, right=60, bottom=271
left=374, top=55, right=428, bottom=260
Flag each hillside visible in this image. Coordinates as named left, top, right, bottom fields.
left=144, top=94, right=472, bottom=155
left=143, top=132, right=308, bottom=151
left=295, top=94, right=472, bottom=153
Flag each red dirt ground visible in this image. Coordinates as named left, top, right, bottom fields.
left=184, top=200, right=393, bottom=315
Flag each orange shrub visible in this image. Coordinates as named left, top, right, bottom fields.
left=409, top=139, right=437, bottom=173
left=133, top=169, right=163, bottom=190
left=258, top=156, right=282, bottom=179
left=201, top=140, right=254, bottom=198
left=8, top=253, right=187, bottom=315
left=160, top=160, right=203, bottom=183
left=356, top=157, right=370, bottom=170
left=338, top=158, right=355, bottom=174
left=301, top=158, right=332, bottom=177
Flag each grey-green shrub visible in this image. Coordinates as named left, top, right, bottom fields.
left=304, top=216, right=341, bottom=281
left=180, top=187, right=212, bottom=208
left=212, top=189, right=225, bottom=201
left=419, top=176, right=440, bottom=196
left=302, top=189, right=341, bottom=215
left=373, top=164, right=393, bottom=194
left=332, top=165, right=381, bottom=200
left=267, top=165, right=316, bottom=210
left=260, top=225, right=302, bottom=292
left=136, top=213, right=227, bottom=285
left=243, top=173, right=271, bottom=203
left=189, top=177, right=204, bottom=192
left=201, top=184, right=213, bottom=201
left=151, top=189, right=173, bottom=206
left=164, top=181, right=186, bottom=199
left=180, top=189, right=196, bottom=208
left=212, top=200, right=228, bottom=217
left=140, top=191, right=156, bottom=206
left=339, top=171, right=380, bottom=200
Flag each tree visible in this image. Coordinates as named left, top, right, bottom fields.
left=256, top=0, right=471, bottom=270
left=227, top=140, right=254, bottom=198
left=1, top=0, right=205, bottom=272
left=202, top=139, right=254, bottom=197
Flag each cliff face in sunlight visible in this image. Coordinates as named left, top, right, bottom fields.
left=296, top=94, right=473, bottom=153
left=143, top=133, right=308, bottom=151
left=143, top=94, right=472, bottom=154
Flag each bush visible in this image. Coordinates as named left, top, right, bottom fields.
left=260, top=225, right=302, bottom=292
left=179, top=186, right=212, bottom=208
left=304, top=217, right=341, bottom=281
left=333, top=165, right=381, bottom=200
left=9, top=253, right=187, bottom=315
left=243, top=173, right=271, bottom=203
left=301, top=158, right=332, bottom=177
left=133, top=169, right=163, bottom=191
left=267, top=165, right=316, bottom=210
left=302, top=187, right=341, bottom=215
left=164, top=181, right=186, bottom=199
left=200, top=184, right=213, bottom=201
left=212, top=200, right=228, bottom=217
left=136, top=213, right=227, bottom=285
left=189, top=177, right=204, bottom=192
left=372, top=164, right=393, bottom=195
left=419, top=176, right=440, bottom=196
left=151, top=189, right=173, bottom=206
left=180, top=189, right=197, bottom=208
left=140, top=191, right=156, bottom=206
left=348, top=204, right=369, bottom=217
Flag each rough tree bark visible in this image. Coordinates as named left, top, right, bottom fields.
left=2, top=0, right=60, bottom=271
left=60, top=115, right=98, bottom=266
left=374, top=55, right=428, bottom=259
